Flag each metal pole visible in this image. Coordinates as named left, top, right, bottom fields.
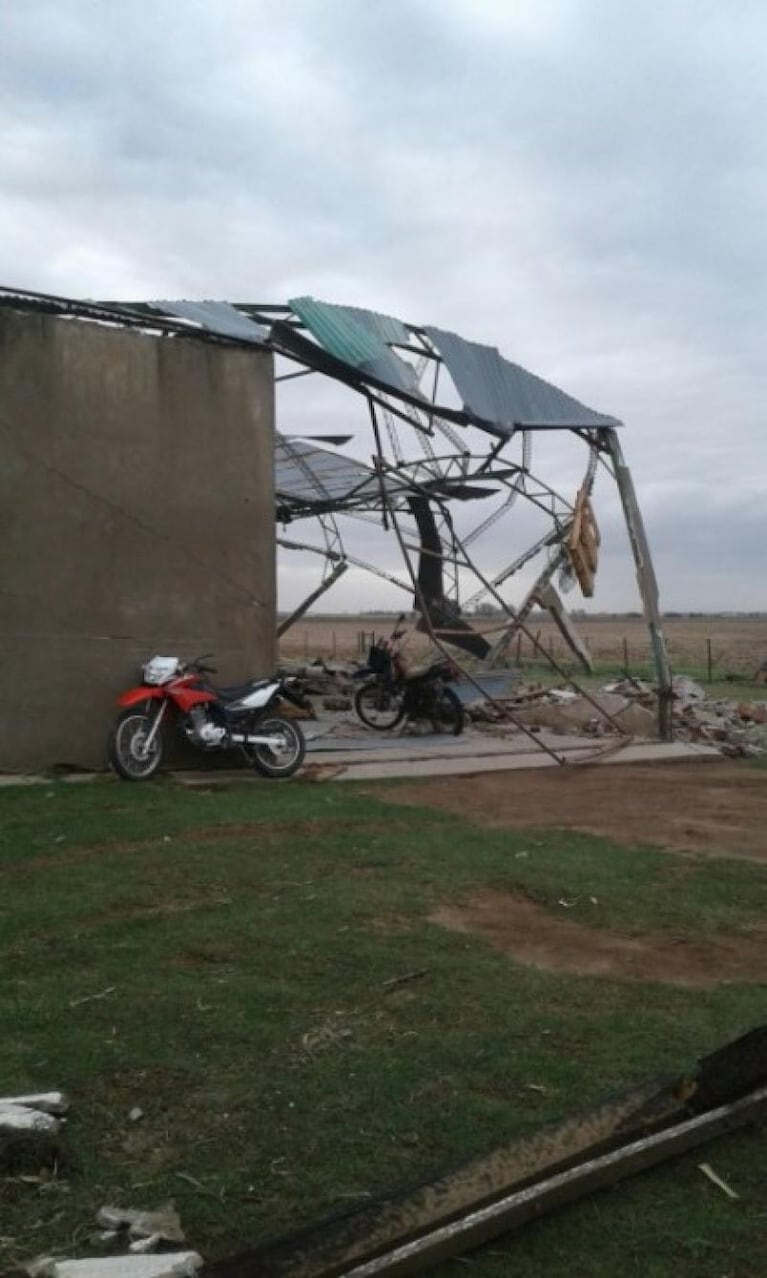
left=276, top=561, right=349, bottom=638
left=604, top=429, right=673, bottom=739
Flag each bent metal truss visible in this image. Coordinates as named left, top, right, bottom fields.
left=0, top=285, right=674, bottom=745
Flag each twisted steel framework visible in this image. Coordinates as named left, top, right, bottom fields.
left=0, top=286, right=673, bottom=744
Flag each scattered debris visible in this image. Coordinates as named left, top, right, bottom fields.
left=24, top=1204, right=199, bottom=1278
left=0, top=1092, right=68, bottom=1116
left=463, top=672, right=767, bottom=758
left=69, top=986, right=117, bottom=1009
left=128, top=1236, right=163, bottom=1255
left=0, top=1093, right=67, bottom=1114
left=96, top=1202, right=185, bottom=1244
left=321, top=695, right=352, bottom=712
left=382, top=968, right=430, bottom=992
left=697, top=1161, right=739, bottom=1200
left=0, top=1106, right=61, bottom=1135
left=26, top=1254, right=203, bottom=1277
left=0, top=1093, right=67, bottom=1173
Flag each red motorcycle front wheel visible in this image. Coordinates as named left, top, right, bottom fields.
left=108, top=709, right=164, bottom=781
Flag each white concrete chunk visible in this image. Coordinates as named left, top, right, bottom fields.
left=0, top=1103, right=60, bottom=1134
left=0, top=1092, right=68, bottom=1115
left=52, top=1253, right=203, bottom=1278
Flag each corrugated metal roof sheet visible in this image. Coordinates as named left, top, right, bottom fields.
left=424, top=327, right=620, bottom=432
left=275, top=436, right=383, bottom=511
left=289, top=297, right=422, bottom=398
left=151, top=299, right=268, bottom=344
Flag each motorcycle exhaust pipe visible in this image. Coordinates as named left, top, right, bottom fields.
left=229, top=732, right=286, bottom=746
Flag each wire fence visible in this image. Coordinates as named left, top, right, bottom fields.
left=278, top=617, right=767, bottom=685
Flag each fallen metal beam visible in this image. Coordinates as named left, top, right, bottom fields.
left=536, top=581, right=594, bottom=673
left=341, top=1085, right=767, bottom=1278
left=204, top=1027, right=767, bottom=1278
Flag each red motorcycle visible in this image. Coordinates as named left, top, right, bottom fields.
left=108, top=654, right=308, bottom=781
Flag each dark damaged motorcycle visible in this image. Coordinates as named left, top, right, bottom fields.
left=353, top=619, right=464, bottom=735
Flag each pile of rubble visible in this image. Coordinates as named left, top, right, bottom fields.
left=464, top=674, right=767, bottom=757
left=279, top=659, right=357, bottom=713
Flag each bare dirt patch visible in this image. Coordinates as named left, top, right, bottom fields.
left=431, top=891, right=767, bottom=986
left=379, top=762, right=767, bottom=861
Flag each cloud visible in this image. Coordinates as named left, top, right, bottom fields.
left=1, top=0, right=765, bottom=612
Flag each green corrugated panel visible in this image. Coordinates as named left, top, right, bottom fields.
left=286, top=302, right=406, bottom=373
left=290, top=296, right=422, bottom=397
left=290, top=296, right=381, bottom=367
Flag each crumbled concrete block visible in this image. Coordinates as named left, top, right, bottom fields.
left=0, top=1104, right=60, bottom=1134
left=0, top=1092, right=68, bottom=1115
left=128, top=1235, right=162, bottom=1254
left=51, top=1254, right=203, bottom=1278
left=322, top=695, right=352, bottom=712
left=96, top=1203, right=184, bottom=1244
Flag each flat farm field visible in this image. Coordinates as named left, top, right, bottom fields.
left=278, top=613, right=767, bottom=680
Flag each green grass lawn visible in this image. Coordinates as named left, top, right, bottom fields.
left=1, top=778, right=765, bottom=1277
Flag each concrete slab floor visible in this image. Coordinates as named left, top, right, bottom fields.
left=168, top=737, right=720, bottom=787
left=0, top=719, right=721, bottom=789
left=316, top=740, right=721, bottom=782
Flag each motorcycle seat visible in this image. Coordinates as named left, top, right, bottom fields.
left=402, top=664, right=437, bottom=682
left=208, top=679, right=272, bottom=701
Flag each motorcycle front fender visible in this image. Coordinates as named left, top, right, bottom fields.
left=117, top=685, right=166, bottom=708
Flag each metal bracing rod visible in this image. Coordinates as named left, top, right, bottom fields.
left=376, top=470, right=568, bottom=764
left=366, top=389, right=436, bottom=436
left=317, top=512, right=344, bottom=582
left=462, top=487, right=522, bottom=549
left=276, top=561, right=349, bottom=637
left=485, top=544, right=593, bottom=674
left=604, top=428, right=673, bottom=740
left=277, top=537, right=413, bottom=594
left=400, top=541, right=464, bottom=566
left=462, top=525, right=566, bottom=612
left=442, top=515, right=629, bottom=734
left=382, top=407, right=405, bottom=465
left=488, top=466, right=574, bottom=516
left=278, top=537, right=344, bottom=563
left=367, top=399, right=392, bottom=532
left=274, top=367, right=317, bottom=384
left=494, top=525, right=568, bottom=586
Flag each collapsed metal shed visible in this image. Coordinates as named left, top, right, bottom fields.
left=0, top=285, right=674, bottom=750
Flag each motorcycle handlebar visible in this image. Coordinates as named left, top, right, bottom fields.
left=188, top=654, right=217, bottom=674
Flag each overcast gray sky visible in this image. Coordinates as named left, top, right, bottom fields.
left=2, top=0, right=765, bottom=612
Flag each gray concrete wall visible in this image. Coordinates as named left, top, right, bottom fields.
left=0, top=309, right=275, bottom=771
